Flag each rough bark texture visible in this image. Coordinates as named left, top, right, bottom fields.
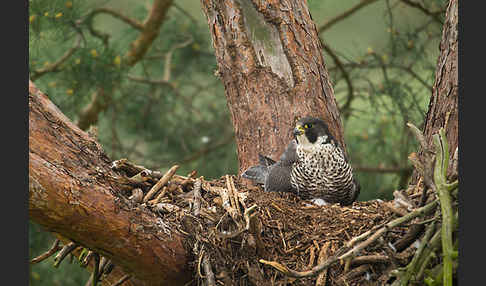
left=420, top=0, right=458, bottom=177
left=200, top=0, right=345, bottom=175
left=29, top=81, right=191, bottom=285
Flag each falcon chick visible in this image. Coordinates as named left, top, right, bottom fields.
left=242, top=116, right=360, bottom=206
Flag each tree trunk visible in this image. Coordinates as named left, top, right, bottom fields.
left=29, top=81, right=191, bottom=285
left=200, top=0, right=345, bottom=175
left=414, top=0, right=458, bottom=181
left=424, top=0, right=458, bottom=173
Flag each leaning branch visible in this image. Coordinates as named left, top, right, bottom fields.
left=124, top=0, right=174, bottom=66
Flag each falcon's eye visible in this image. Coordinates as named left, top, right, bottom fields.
left=304, top=123, right=312, bottom=129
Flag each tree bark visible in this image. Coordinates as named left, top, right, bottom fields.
left=29, top=80, right=191, bottom=285
left=200, top=0, right=345, bottom=175
left=419, top=0, right=458, bottom=178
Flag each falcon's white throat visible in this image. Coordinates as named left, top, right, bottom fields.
left=296, top=134, right=328, bottom=153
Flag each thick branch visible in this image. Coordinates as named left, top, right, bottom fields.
left=76, top=87, right=111, bottom=131
left=125, top=0, right=174, bottom=66
left=29, top=81, right=190, bottom=285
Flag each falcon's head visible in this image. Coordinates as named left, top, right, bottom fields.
left=293, top=116, right=334, bottom=147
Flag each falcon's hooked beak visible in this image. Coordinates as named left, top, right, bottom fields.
left=293, top=125, right=305, bottom=137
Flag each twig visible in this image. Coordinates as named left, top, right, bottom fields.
left=162, top=37, right=193, bottom=82
left=84, top=255, right=107, bottom=286
left=202, top=255, right=216, bottom=286
left=124, top=0, right=174, bottom=66
left=393, top=224, right=424, bottom=252
left=307, top=246, right=316, bottom=270
left=173, top=2, right=197, bottom=24
left=91, top=253, right=100, bottom=286
left=383, top=201, right=409, bottom=217
left=53, top=242, right=78, bottom=268
left=85, top=7, right=144, bottom=31
left=111, top=159, right=164, bottom=178
left=378, top=237, right=399, bottom=269
left=30, top=239, right=62, bottom=264
left=126, top=75, right=176, bottom=89
left=148, top=186, right=168, bottom=205
left=399, top=221, right=437, bottom=285
left=128, top=188, right=143, bottom=203
left=30, top=34, right=82, bottom=81
left=192, top=178, right=202, bottom=217
left=318, top=0, right=380, bottom=34
left=416, top=228, right=442, bottom=281
left=393, top=190, right=415, bottom=210
left=143, top=165, right=179, bottom=202
left=216, top=205, right=258, bottom=239
left=315, top=242, right=331, bottom=286
left=336, top=265, right=371, bottom=286
left=129, top=170, right=152, bottom=183
left=216, top=183, right=241, bottom=225
left=346, top=229, right=372, bottom=248
left=81, top=250, right=94, bottom=267
left=340, top=200, right=437, bottom=260
left=111, top=275, right=131, bottom=286
left=350, top=255, right=390, bottom=266
left=102, top=259, right=114, bottom=276
left=225, top=175, right=241, bottom=215
left=399, top=0, right=444, bottom=24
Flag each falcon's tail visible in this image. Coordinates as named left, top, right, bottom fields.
left=241, top=154, right=275, bottom=185
left=241, top=165, right=268, bottom=185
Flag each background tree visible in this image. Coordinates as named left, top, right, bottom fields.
left=29, top=0, right=450, bottom=284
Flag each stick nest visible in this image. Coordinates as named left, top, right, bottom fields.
left=111, top=159, right=437, bottom=286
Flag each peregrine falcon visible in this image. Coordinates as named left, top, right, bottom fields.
left=242, top=116, right=360, bottom=206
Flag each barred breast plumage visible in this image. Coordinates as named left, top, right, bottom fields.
left=290, top=136, right=357, bottom=205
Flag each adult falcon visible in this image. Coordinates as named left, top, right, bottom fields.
left=242, top=116, right=360, bottom=206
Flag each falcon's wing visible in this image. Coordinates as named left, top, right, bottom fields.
left=258, top=154, right=276, bottom=167
left=278, top=139, right=298, bottom=165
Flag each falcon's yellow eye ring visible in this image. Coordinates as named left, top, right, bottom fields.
left=304, top=123, right=312, bottom=129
